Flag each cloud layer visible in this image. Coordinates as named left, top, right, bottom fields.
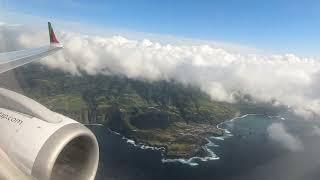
left=1, top=24, right=320, bottom=118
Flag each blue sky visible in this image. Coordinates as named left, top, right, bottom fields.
left=1, top=0, right=320, bottom=56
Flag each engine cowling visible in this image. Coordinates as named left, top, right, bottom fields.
left=0, top=88, right=99, bottom=180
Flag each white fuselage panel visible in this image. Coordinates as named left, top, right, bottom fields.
left=0, top=108, right=77, bottom=175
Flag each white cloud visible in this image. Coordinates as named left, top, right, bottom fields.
left=1, top=24, right=320, bottom=118
left=267, top=123, right=303, bottom=152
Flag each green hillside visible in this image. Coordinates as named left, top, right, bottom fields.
left=12, top=64, right=236, bottom=158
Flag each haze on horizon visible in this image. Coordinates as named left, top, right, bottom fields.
left=1, top=0, right=320, bottom=56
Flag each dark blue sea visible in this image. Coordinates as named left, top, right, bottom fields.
left=88, top=112, right=320, bottom=180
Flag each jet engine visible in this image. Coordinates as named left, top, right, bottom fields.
left=0, top=88, right=99, bottom=180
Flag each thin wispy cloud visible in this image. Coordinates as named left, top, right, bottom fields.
left=267, top=123, right=303, bottom=152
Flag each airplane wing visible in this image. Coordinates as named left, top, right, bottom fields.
left=0, top=22, right=63, bottom=74
left=0, top=23, right=99, bottom=180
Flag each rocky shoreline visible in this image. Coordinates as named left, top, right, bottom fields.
left=117, top=120, right=231, bottom=159
left=120, top=113, right=244, bottom=159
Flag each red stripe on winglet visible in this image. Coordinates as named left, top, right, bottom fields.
left=48, top=22, right=59, bottom=44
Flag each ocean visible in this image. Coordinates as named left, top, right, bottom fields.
left=89, top=112, right=320, bottom=180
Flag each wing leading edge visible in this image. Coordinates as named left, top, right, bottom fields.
left=0, top=22, right=63, bottom=74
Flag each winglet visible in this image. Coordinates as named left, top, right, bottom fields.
left=48, top=22, right=60, bottom=44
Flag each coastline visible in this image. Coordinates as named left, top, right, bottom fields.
left=105, top=113, right=263, bottom=166
left=161, top=113, right=261, bottom=166
left=85, top=113, right=267, bottom=167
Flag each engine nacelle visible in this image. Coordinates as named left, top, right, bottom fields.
left=0, top=88, right=99, bottom=180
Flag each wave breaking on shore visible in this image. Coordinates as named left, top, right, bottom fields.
left=86, top=114, right=274, bottom=167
